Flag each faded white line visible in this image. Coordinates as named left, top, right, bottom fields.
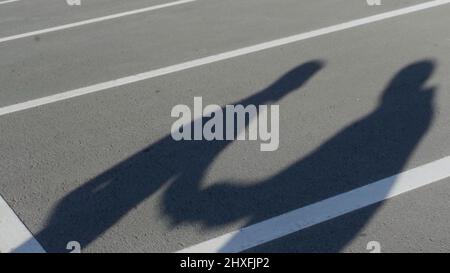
left=178, top=156, right=450, bottom=253
left=0, top=0, right=199, bottom=44
left=0, top=0, right=20, bottom=5
left=0, top=195, right=46, bottom=253
left=0, top=0, right=449, bottom=117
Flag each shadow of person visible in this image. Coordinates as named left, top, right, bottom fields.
left=30, top=60, right=324, bottom=252
left=161, top=60, right=436, bottom=252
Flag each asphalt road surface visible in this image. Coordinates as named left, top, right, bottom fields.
left=1, top=0, right=450, bottom=253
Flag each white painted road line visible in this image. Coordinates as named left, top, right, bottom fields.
left=0, top=0, right=200, bottom=44
left=0, top=0, right=20, bottom=5
left=0, top=0, right=449, bottom=117
left=178, top=156, right=450, bottom=253
left=0, top=195, right=46, bottom=253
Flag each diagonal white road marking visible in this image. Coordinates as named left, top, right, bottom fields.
left=179, top=156, right=450, bottom=253
left=0, top=0, right=20, bottom=5
left=0, top=0, right=200, bottom=44
left=0, top=195, right=46, bottom=253
left=0, top=0, right=449, bottom=118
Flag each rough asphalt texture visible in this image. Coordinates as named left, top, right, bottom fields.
left=0, top=0, right=450, bottom=252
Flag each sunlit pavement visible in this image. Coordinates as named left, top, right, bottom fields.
left=1, top=0, right=450, bottom=253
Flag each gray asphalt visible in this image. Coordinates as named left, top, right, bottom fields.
left=1, top=0, right=450, bottom=253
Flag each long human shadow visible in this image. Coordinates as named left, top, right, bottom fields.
left=161, top=60, right=436, bottom=252
left=29, top=60, right=324, bottom=252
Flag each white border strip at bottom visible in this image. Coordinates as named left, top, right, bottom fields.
left=0, top=195, right=45, bottom=253
left=179, top=156, right=450, bottom=253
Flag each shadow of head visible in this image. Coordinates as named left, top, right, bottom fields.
left=381, top=60, right=436, bottom=106
left=259, top=60, right=324, bottom=103
left=179, top=60, right=324, bottom=142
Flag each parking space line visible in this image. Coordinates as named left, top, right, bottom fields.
left=0, top=0, right=449, bottom=118
left=0, top=195, right=46, bottom=253
left=0, top=0, right=20, bottom=5
left=178, top=156, right=450, bottom=253
left=0, top=0, right=200, bottom=44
